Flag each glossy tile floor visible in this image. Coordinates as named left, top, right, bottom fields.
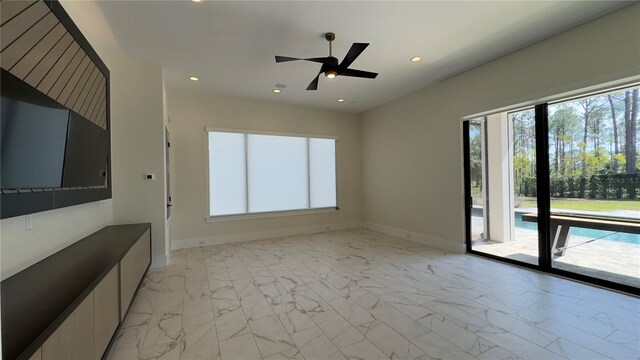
left=107, top=229, right=640, bottom=360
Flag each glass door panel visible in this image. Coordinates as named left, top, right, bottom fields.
left=548, top=87, right=640, bottom=287
left=468, top=118, right=488, bottom=243
left=508, top=109, right=540, bottom=265
left=466, top=111, right=540, bottom=266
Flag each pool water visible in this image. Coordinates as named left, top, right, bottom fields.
left=513, top=212, right=640, bottom=245
left=471, top=207, right=640, bottom=245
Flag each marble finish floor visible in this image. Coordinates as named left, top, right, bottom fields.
left=108, top=229, right=640, bottom=360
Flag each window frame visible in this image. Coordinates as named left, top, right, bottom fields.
left=205, top=127, right=339, bottom=222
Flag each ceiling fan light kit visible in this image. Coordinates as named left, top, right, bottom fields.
left=275, top=32, right=378, bottom=91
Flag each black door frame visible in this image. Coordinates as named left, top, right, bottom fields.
left=463, top=107, right=640, bottom=296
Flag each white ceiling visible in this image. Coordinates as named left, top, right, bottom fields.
left=95, top=1, right=629, bottom=113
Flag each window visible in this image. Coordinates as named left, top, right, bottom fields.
left=208, top=130, right=337, bottom=217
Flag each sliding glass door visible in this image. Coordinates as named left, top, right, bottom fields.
left=464, top=85, right=639, bottom=294
left=547, top=88, right=640, bottom=288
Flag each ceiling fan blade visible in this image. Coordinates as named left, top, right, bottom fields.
left=339, top=68, right=378, bottom=79
left=306, top=65, right=327, bottom=91
left=306, top=76, right=320, bottom=91
left=337, top=43, right=369, bottom=72
left=276, top=56, right=333, bottom=64
left=275, top=56, right=302, bottom=63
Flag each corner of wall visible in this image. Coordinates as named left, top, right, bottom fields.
left=362, top=222, right=465, bottom=253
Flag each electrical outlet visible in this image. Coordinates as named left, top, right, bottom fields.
left=25, top=215, right=33, bottom=230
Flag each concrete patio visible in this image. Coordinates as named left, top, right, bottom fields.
left=471, top=216, right=640, bottom=288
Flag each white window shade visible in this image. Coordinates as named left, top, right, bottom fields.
left=209, top=132, right=246, bottom=216
left=208, top=130, right=337, bottom=217
left=309, top=138, right=337, bottom=208
left=247, top=134, right=309, bottom=213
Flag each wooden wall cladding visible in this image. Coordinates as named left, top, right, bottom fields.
left=1, top=0, right=108, bottom=129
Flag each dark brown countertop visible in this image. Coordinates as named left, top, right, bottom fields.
left=1, top=223, right=151, bottom=360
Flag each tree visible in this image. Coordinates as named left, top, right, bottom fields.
left=469, top=123, right=483, bottom=188
left=549, top=105, right=579, bottom=177
left=579, top=98, right=595, bottom=175
left=607, top=94, right=620, bottom=172
left=624, top=89, right=638, bottom=174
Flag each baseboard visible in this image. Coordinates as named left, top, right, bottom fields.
left=151, top=255, right=169, bottom=268
left=362, top=222, right=465, bottom=253
left=171, top=221, right=363, bottom=250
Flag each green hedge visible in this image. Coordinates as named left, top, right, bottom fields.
left=517, top=174, right=639, bottom=199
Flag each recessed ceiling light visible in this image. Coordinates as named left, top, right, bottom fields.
left=337, top=98, right=345, bottom=103
left=410, top=56, right=422, bottom=63
left=273, top=89, right=281, bottom=93
left=192, top=0, right=202, bottom=2
left=189, top=76, right=199, bottom=81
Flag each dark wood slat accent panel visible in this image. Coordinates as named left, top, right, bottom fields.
left=24, top=32, right=73, bottom=86
left=0, top=0, right=108, bottom=129
left=0, top=1, right=49, bottom=50
left=46, top=48, right=84, bottom=98
left=86, top=77, right=106, bottom=121
left=0, top=1, right=37, bottom=26
left=1, top=12, right=58, bottom=69
left=64, top=59, right=95, bottom=109
left=10, top=22, right=66, bottom=78
left=56, top=54, right=90, bottom=103
left=73, top=65, right=99, bottom=112
left=79, top=70, right=102, bottom=116
left=36, top=40, right=79, bottom=92
left=96, top=94, right=107, bottom=128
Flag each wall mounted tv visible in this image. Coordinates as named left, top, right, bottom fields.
left=0, top=0, right=111, bottom=219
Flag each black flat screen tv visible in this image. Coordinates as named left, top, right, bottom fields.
left=1, top=69, right=109, bottom=191
left=0, top=71, right=70, bottom=190
left=0, top=69, right=110, bottom=218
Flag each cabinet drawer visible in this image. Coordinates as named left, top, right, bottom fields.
left=120, top=229, right=150, bottom=319
left=42, top=293, right=94, bottom=360
left=94, top=266, right=120, bottom=360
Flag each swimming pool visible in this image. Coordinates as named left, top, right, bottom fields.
left=472, top=208, right=640, bottom=245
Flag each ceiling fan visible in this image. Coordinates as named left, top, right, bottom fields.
left=275, top=32, right=378, bottom=91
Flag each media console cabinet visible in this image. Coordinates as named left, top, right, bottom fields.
left=1, top=223, right=151, bottom=360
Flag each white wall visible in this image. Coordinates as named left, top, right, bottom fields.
left=361, top=4, right=640, bottom=251
left=0, top=200, right=113, bottom=280
left=109, top=55, right=168, bottom=267
left=167, top=90, right=362, bottom=248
